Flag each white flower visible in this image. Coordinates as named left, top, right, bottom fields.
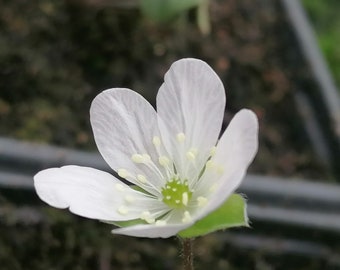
left=34, top=58, right=258, bottom=238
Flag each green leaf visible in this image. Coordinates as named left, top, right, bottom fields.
left=140, top=0, right=202, bottom=23
left=178, top=193, right=248, bottom=238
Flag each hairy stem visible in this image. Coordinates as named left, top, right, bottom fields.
left=181, top=238, right=194, bottom=270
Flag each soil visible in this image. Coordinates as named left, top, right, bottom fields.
left=0, top=0, right=331, bottom=179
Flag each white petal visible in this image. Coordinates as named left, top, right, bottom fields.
left=214, top=109, right=258, bottom=174
left=112, top=222, right=192, bottom=238
left=90, top=89, right=165, bottom=192
left=34, top=165, right=150, bottom=221
left=196, top=109, right=258, bottom=217
left=156, top=58, right=226, bottom=180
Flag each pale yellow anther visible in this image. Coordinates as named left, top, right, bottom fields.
left=155, top=220, right=167, bottom=226
left=159, top=156, right=170, bottom=166
left=117, top=206, right=129, bottom=215
left=137, top=174, right=147, bottom=184
left=141, top=211, right=150, bottom=219
left=210, top=146, right=217, bottom=156
left=131, top=154, right=144, bottom=163
left=124, top=195, right=135, bottom=204
left=182, top=192, right=189, bottom=206
left=140, top=211, right=149, bottom=219
left=166, top=195, right=171, bottom=200
left=175, top=200, right=180, bottom=204
left=140, top=211, right=156, bottom=224
left=182, top=211, right=192, bottom=223
left=142, top=154, right=151, bottom=162
left=117, top=169, right=128, bottom=178
left=206, top=160, right=214, bottom=170
left=190, top=148, right=198, bottom=155
left=115, top=184, right=125, bottom=191
left=216, top=165, right=224, bottom=174
left=176, top=132, right=186, bottom=143
left=197, top=196, right=208, bottom=207
left=209, top=184, right=217, bottom=193
left=186, top=151, right=196, bottom=161
left=146, top=217, right=155, bottom=224
left=152, top=136, right=161, bottom=147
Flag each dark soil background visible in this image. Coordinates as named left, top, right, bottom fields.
left=0, top=0, right=337, bottom=269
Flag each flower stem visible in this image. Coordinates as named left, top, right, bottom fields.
left=181, top=238, right=194, bottom=270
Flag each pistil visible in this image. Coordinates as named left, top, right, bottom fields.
left=161, top=178, right=192, bottom=209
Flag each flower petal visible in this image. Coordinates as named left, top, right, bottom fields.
left=196, top=109, right=258, bottom=218
left=34, top=165, right=150, bottom=221
left=90, top=89, right=165, bottom=193
left=156, top=58, right=226, bottom=181
left=112, top=222, right=193, bottom=238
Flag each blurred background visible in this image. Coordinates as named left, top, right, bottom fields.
left=0, top=0, right=340, bottom=269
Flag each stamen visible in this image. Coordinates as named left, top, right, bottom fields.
left=146, top=218, right=155, bottom=224
left=205, top=160, right=224, bottom=174
left=197, top=196, right=208, bottom=207
left=124, top=195, right=135, bottom=203
left=140, top=211, right=155, bottom=224
left=216, top=165, right=224, bottom=174
left=155, top=220, right=167, bottom=226
left=210, top=146, right=217, bottom=156
left=142, top=154, right=151, bottom=162
left=182, top=192, right=189, bottom=206
left=209, top=184, right=217, bottom=193
left=205, top=160, right=214, bottom=170
left=117, top=169, right=128, bottom=178
left=117, top=206, right=129, bottom=215
left=115, top=184, right=125, bottom=191
left=182, top=211, right=192, bottom=223
left=131, top=154, right=144, bottom=163
left=190, top=148, right=198, bottom=155
left=136, top=174, right=147, bottom=184
left=176, top=132, right=186, bottom=143
left=143, top=157, right=166, bottom=180
left=140, top=211, right=150, bottom=219
left=186, top=151, right=196, bottom=161
left=159, top=156, right=170, bottom=166
left=152, top=136, right=161, bottom=147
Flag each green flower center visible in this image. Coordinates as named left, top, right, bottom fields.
left=162, top=178, right=192, bottom=209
